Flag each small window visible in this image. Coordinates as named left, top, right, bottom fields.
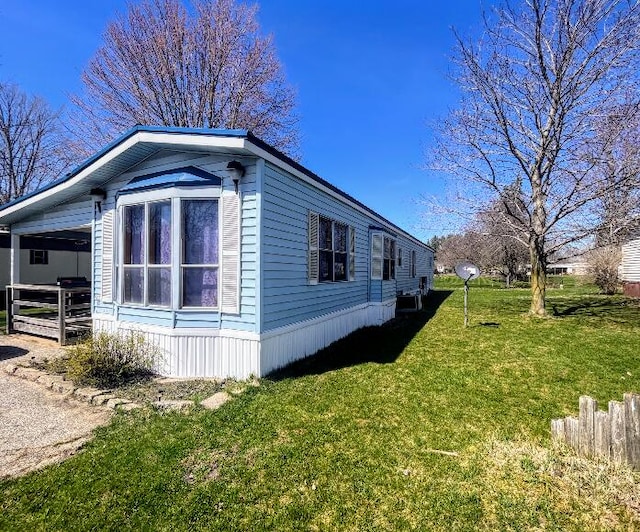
left=29, top=250, right=48, bottom=265
left=310, top=212, right=353, bottom=283
left=397, top=247, right=403, bottom=267
left=383, top=237, right=396, bottom=280
left=411, top=250, right=417, bottom=278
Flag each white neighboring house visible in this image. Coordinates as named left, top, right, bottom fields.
left=621, top=237, right=640, bottom=297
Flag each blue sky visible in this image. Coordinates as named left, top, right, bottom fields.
left=0, top=0, right=487, bottom=241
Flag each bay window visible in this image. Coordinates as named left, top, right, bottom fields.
left=120, top=194, right=222, bottom=309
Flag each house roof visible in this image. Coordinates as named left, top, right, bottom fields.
left=0, top=125, right=431, bottom=250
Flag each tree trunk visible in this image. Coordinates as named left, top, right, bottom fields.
left=530, top=243, right=546, bottom=316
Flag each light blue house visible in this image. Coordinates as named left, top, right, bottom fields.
left=0, top=127, right=433, bottom=378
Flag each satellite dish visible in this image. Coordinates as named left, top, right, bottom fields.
left=455, top=262, right=481, bottom=281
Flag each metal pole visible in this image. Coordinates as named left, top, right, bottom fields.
left=464, top=280, right=469, bottom=327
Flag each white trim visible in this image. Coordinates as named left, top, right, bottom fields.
left=93, top=314, right=259, bottom=339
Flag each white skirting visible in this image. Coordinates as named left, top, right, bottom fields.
left=93, top=299, right=396, bottom=379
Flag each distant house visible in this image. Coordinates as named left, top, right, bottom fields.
left=546, top=259, right=588, bottom=276
left=621, top=237, right=640, bottom=297
left=0, top=126, right=433, bottom=378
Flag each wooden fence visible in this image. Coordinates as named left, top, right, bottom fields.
left=6, top=284, right=92, bottom=346
left=551, top=394, right=640, bottom=470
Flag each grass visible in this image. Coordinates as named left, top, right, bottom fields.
left=1, top=279, right=640, bottom=530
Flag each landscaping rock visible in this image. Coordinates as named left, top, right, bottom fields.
left=74, top=387, right=108, bottom=403
left=201, top=392, right=231, bottom=410
left=14, top=367, right=44, bottom=382
left=92, top=394, right=116, bottom=406
left=2, top=363, right=18, bottom=375
left=105, top=398, right=131, bottom=409
left=152, top=399, right=194, bottom=411
left=52, top=380, right=76, bottom=395
left=36, top=375, right=65, bottom=389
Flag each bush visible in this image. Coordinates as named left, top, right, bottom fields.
left=64, top=331, right=158, bottom=388
left=587, top=246, right=622, bottom=295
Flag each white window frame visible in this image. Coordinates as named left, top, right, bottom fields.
left=117, top=187, right=222, bottom=310
left=371, top=233, right=396, bottom=281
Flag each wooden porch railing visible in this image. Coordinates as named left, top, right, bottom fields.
left=6, top=284, right=92, bottom=346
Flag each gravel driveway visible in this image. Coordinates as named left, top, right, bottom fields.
left=0, top=336, right=112, bottom=479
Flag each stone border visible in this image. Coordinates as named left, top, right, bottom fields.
left=0, top=361, right=250, bottom=412
left=2, top=362, right=143, bottom=411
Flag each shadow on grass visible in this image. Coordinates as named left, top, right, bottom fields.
left=550, top=295, right=640, bottom=322
left=269, top=290, right=453, bottom=380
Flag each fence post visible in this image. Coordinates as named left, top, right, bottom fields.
left=624, top=393, right=640, bottom=470
left=594, top=410, right=611, bottom=458
left=551, top=419, right=565, bottom=442
left=565, top=417, right=580, bottom=450
left=609, top=400, right=626, bottom=463
left=6, top=286, right=12, bottom=335
left=579, top=395, right=597, bottom=457
left=58, top=288, right=66, bottom=346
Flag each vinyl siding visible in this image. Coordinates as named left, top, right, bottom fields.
left=260, top=162, right=434, bottom=331
left=622, top=238, right=640, bottom=282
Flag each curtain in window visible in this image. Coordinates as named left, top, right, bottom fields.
left=124, top=205, right=144, bottom=265
left=182, top=200, right=219, bottom=307
left=148, top=202, right=172, bottom=306
left=123, top=205, right=144, bottom=304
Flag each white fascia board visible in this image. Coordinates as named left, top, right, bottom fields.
left=135, top=131, right=246, bottom=150
left=244, top=140, right=429, bottom=250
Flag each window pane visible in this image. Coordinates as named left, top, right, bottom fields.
left=334, top=252, right=347, bottom=281
left=124, top=205, right=145, bottom=264
left=384, top=237, right=391, bottom=259
left=182, top=200, right=218, bottom=264
left=319, top=217, right=332, bottom=250
left=123, top=267, right=144, bottom=303
left=319, top=250, right=333, bottom=282
left=183, top=267, right=218, bottom=307
left=148, top=267, right=171, bottom=306
left=149, top=201, right=171, bottom=265
left=383, top=259, right=390, bottom=281
left=334, top=223, right=347, bottom=252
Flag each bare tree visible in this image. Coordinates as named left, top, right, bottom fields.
left=0, top=82, right=70, bottom=205
left=69, top=0, right=298, bottom=157
left=591, top=103, right=640, bottom=247
left=431, top=0, right=640, bottom=315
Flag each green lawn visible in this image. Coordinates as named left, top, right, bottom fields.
left=2, top=280, right=640, bottom=530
